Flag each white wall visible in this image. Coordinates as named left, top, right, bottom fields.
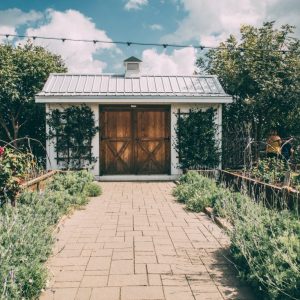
left=46, top=102, right=222, bottom=176
left=46, top=103, right=99, bottom=176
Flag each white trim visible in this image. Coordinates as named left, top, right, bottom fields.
left=217, top=104, right=223, bottom=169
left=36, top=96, right=232, bottom=104
left=97, top=175, right=179, bottom=181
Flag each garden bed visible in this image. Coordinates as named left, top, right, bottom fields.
left=194, top=169, right=300, bottom=212
left=0, top=170, right=102, bottom=300
left=173, top=171, right=300, bottom=300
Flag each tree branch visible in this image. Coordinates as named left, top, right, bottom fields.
left=0, top=116, right=13, bottom=141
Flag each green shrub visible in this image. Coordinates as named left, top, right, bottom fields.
left=174, top=108, right=220, bottom=169
left=213, top=190, right=250, bottom=221
left=185, top=188, right=216, bottom=212
left=0, top=147, right=36, bottom=206
left=229, top=202, right=300, bottom=299
left=178, top=171, right=203, bottom=184
left=291, top=174, right=300, bottom=190
left=47, top=170, right=94, bottom=195
left=173, top=183, right=197, bottom=203
left=0, top=170, right=94, bottom=299
left=173, top=171, right=217, bottom=204
left=251, top=158, right=288, bottom=184
left=84, top=182, right=102, bottom=197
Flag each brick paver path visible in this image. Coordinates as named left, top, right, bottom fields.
left=41, top=182, right=254, bottom=300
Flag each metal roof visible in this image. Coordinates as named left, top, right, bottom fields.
left=37, top=74, right=231, bottom=100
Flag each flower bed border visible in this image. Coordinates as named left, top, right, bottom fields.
left=20, top=170, right=59, bottom=192
left=192, top=169, right=300, bottom=211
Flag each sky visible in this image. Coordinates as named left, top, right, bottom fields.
left=0, top=0, right=299, bottom=75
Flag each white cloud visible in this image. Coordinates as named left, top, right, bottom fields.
left=124, top=0, right=148, bottom=10
left=149, top=24, right=163, bottom=31
left=164, top=0, right=300, bottom=46
left=0, top=8, right=42, bottom=27
left=0, top=26, right=16, bottom=42
left=141, top=47, right=197, bottom=75
left=0, top=8, right=42, bottom=42
left=24, top=9, right=118, bottom=73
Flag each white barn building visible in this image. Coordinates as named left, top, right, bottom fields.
left=36, top=56, right=232, bottom=180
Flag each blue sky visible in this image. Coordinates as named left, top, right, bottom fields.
left=0, top=0, right=299, bottom=74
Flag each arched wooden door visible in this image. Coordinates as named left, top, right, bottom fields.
left=100, top=106, right=170, bottom=175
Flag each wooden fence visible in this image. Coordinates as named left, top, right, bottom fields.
left=20, top=170, right=58, bottom=192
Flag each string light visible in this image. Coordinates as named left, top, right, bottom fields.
left=0, top=33, right=292, bottom=54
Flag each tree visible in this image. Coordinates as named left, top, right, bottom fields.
left=0, top=42, right=66, bottom=158
left=197, top=22, right=300, bottom=141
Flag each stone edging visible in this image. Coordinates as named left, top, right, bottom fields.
left=203, top=207, right=232, bottom=232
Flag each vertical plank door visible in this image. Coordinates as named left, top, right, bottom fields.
left=135, top=108, right=170, bottom=174
left=100, top=107, right=133, bottom=175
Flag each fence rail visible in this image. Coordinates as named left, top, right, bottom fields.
left=20, top=170, right=58, bottom=192
left=193, top=169, right=300, bottom=212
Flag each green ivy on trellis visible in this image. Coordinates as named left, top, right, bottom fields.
left=47, top=104, right=98, bottom=170
left=175, top=108, right=220, bottom=169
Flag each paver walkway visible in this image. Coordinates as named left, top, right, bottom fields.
left=41, top=182, right=254, bottom=300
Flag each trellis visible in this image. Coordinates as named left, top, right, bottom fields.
left=47, top=105, right=98, bottom=170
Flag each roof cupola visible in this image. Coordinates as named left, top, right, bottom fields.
left=124, top=56, right=142, bottom=77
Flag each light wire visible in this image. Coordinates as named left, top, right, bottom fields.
left=0, top=33, right=293, bottom=53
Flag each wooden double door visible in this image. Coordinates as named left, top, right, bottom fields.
left=100, top=105, right=170, bottom=175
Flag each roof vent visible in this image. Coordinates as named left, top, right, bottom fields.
left=124, top=56, right=142, bottom=77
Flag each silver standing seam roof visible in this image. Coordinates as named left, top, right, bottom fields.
left=36, top=73, right=232, bottom=102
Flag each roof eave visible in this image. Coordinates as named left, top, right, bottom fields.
left=35, top=95, right=233, bottom=104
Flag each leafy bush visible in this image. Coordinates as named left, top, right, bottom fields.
left=47, top=170, right=94, bottom=195
left=0, top=171, right=96, bottom=299
left=84, top=182, right=102, bottom=197
left=213, top=191, right=250, bottom=221
left=185, top=188, right=216, bottom=212
left=173, top=172, right=217, bottom=205
left=0, top=147, right=35, bottom=206
left=178, top=171, right=204, bottom=184
left=291, top=174, right=300, bottom=190
left=175, top=108, right=220, bottom=169
left=251, top=158, right=288, bottom=184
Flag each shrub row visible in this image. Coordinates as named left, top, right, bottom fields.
left=0, top=170, right=101, bottom=300
left=173, top=171, right=300, bottom=300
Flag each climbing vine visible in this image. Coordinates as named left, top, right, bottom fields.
left=175, top=108, right=220, bottom=169
left=47, top=104, right=98, bottom=169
